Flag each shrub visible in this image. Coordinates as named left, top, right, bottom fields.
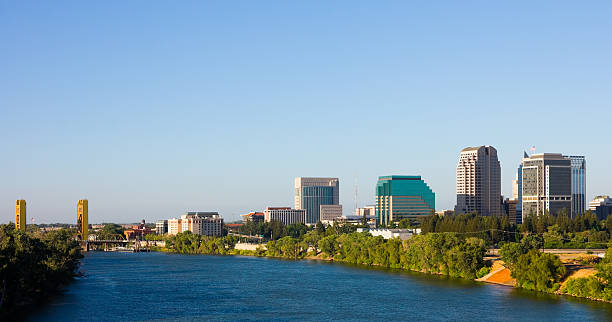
left=477, top=266, right=492, bottom=279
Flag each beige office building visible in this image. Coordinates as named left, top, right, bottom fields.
left=168, top=212, right=224, bottom=236
left=320, top=204, right=343, bottom=221
left=264, top=207, right=307, bottom=225
left=456, top=146, right=502, bottom=216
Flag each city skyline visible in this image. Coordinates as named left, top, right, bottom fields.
left=2, top=2, right=611, bottom=223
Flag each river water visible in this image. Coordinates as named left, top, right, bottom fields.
left=29, top=252, right=612, bottom=321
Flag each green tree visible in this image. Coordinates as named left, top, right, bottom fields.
left=512, top=250, right=565, bottom=292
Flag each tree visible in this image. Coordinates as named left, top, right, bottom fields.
left=512, top=250, right=565, bottom=292
left=318, top=235, right=338, bottom=257
left=499, top=242, right=528, bottom=269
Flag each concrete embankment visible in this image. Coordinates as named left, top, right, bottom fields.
left=234, top=242, right=266, bottom=251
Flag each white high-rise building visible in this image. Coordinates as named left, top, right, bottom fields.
left=455, top=146, right=502, bottom=216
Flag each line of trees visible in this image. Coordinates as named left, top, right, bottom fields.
left=231, top=228, right=488, bottom=279
left=421, top=211, right=612, bottom=248
left=0, top=224, right=83, bottom=315
left=237, top=220, right=357, bottom=241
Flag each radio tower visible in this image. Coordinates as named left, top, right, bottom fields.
left=354, top=175, right=358, bottom=216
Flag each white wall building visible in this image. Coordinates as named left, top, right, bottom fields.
left=168, top=212, right=224, bottom=236
left=357, top=228, right=418, bottom=240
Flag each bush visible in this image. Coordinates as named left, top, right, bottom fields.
left=562, top=276, right=612, bottom=301
left=477, top=266, right=491, bottom=279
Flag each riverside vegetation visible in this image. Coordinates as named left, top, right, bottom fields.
left=0, top=224, right=83, bottom=316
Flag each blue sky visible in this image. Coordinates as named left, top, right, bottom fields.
left=1, top=1, right=611, bottom=223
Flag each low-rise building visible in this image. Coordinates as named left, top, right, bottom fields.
left=503, top=198, right=519, bottom=224
left=320, top=204, right=343, bottom=221
left=435, top=210, right=454, bottom=217
left=264, top=207, right=306, bottom=225
left=156, top=220, right=168, bottom=235
left=241, top=212, right=265, bottom=223
left=356, top=228, right=417, bottom=240
left=124, top=220, right=155, bottom=240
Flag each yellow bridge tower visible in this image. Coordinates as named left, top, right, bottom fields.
left=15, top=199, right=26, bottom=232
left=77, top=199, right=88, bottom=241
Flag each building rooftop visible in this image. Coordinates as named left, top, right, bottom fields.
left=527, top=153, right=565, bottom=159
left=378, top=175, right=422, bottom=180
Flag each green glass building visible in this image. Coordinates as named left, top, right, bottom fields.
left=375, top=175, right=435, bottom=226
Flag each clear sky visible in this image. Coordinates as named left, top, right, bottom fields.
left=1, top=1, right=611, bottom=224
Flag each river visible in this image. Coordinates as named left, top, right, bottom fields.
left=29, top=252, right=612, bottom=321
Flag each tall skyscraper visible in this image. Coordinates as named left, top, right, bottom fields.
left=77, top=199, right=89, bottom=240
left=565, top=155, right=586, bottom=217
left=15, top=199, right=26, bottom=232
left=375, top=175, right=435, bottom=226
left=294, top=177, right=339, bottom=224
left=513, top=152, right=529, bottom=224
left=521, top=153, right=571, bottom=220
left=455, top=146, right=502, bottom=216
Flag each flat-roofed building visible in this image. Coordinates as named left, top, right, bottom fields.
left=565, top=155, right=586, bottom=217
left=435, top=210, right=454, bottom=217
left=375, top=175, right=435, bottom=226
left=356, top=205, right=375, bottom=217
left=168, top=218, right=183, bottom=235
left=241, top=212, right=265, bottom=223
left=156, top=220, right=168, bottom=235
left=456, top=146, right=502, bottom=216
left=521, top=153, right=571, bottom=220
left=320, top=204, right=343, bottom=221
left=179, top=212, right=224, bottom=236
left=264, top=207, right=306, bottom=225
left=589, top=196, right=612, bottom=220
left=295, top=177, right=339, bottom=224
left=503, top=198, right=519, bottom=224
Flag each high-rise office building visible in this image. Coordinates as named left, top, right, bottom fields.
left=565, top=155, right=586, bottom=217
left=294, top=177, right=339, bottom=224
left=375, top=175, right=435, bottom=226
left=15, top=199, right=26, bottom=232
left=77, top=199, right=89, bottom=240
left=455, top=146, right=502, bottom=216
left=521, top=153, right=571, bottom=220
left=513, top=152, right=529, bottom=224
